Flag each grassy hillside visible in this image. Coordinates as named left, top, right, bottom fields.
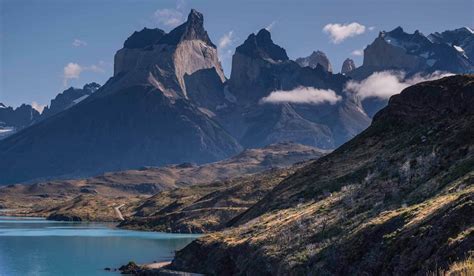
left=119, top=167, right=298, bottom=233
left=170, top=75, right=474, bottom=275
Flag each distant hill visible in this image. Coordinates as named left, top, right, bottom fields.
left=0, top=142, right=326, bottom=222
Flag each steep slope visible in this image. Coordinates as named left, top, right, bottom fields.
left=0, top=142, right=325, bottom=221
left=119, top=168, right=298, bottom=233
left=0, top=10, right=241, bottom=185
left=171, top=75, right=474, bottom=275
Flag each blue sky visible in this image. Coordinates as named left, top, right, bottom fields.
left=1, top=0, right=473, bottom=109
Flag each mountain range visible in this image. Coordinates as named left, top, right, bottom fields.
left=0, top=10, right=473, bottom=185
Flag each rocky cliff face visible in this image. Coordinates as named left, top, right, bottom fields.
left=296, top=51, right=333, bottom=73
left=227, top=29, right=289, bottom=103
left=341, top=58, right=356, bottom=74
left=171, top=75, right=474, bottom=276
left=113, top=9, right=225, bottom=100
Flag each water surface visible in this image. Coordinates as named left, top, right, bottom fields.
left=0, top=216, right=200, bottom=275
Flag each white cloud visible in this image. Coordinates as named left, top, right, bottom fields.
left=72, top=39, right=87, bottom=47
left=351, top=49, right=364, bottom=56
left=368, top=26, right=375, bottom=31
left=31, top=101, right=46, bottom=113
left=218, top=31, right=234, bottom=49
left=323, top=22, right=366, bottom=44
left=261, top=86, right=342, bottom=105
left=265, top=21, right=277, bottom=31
left=63, top=63, right=83, bottom=84
left=62, top=62, right=106, bottom=86
left=344, top=71, right=453, bottom=100
left=153, top=8, right=184, bottom=28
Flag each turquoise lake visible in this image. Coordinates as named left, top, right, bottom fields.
left=0, top=216, right=200, bottom=275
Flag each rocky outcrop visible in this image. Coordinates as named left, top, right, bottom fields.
left=171, top=75, right=474, bottom=276
left=296, top=50, right=333, bottom=72
left=341, top=58, right=356, bottom=74
left=40, top=82, right=100, bottom=120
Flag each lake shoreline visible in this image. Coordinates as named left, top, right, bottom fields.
left=0, top=216, right=200, bottom=276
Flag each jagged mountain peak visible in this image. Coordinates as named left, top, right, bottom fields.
left=159, top=9, right=215, bottom=47
left=83, top=82, right=101, bottom=93
left=40, top=82, right=102, bottom=120
left=296, top=50, right=333, bottom=72
left=236, top=28, right=289, bottom=62
left=350, top=26, right=474, bottom=80
left=113, top=8, right=224, bottom=99
left=341, top=58, right=356, bottom=74
left=391, top=26, right=404, bottom=34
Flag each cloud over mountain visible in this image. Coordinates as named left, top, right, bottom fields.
left=345, top=71, right=453, bottom=99
left=260, top=87, right=342, bottom=105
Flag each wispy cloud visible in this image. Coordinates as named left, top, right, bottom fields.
left=261, top=86, right=342, bottom=105
left=351, top=49, right=364, bottom=56
left=62, top=62, right=106, bottom=87
left=265, top=21, right=277, bottom=31
left=218, top=31, right=234, bottom=49
left=323, top=22, right=366, bottom=44
left=368, top=26, right=376, bottom=31
left=153, top=8, right=184, bottom=28
left=31, top=101, right=46, bottom=113
left=72, top=39, right=87, bottom=47
left=344, top=71, right=453, bottom=100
